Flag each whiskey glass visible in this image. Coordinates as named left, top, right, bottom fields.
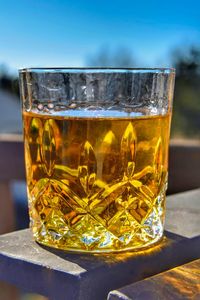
left=19, top=68, right=175, bottom=253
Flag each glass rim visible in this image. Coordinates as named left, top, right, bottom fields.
left=19, top=67, right=175, bottom=74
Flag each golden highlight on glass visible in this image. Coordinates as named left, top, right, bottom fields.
left=19, top=68, right=175, bottom=253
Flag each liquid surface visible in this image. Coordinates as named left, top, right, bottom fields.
left=23, top=111, right=171, bottom=252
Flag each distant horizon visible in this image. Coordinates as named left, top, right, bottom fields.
left=0, top=0, right=200, bottom=74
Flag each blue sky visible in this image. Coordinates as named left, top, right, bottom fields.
left=0, top=0, right=200, bottom=72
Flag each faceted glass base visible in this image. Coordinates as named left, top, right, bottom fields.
left=30, top=186, right=165, bottom=253
left=34, top=231, right=164, bottom=253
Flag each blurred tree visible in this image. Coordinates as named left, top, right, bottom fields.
left=172, top=47, right=200, bottom=138
left=87, top=45, right=200, bottom=138
left=86, top=46, right=135, bottom=67
left=1, top=45, right=200, bottom=138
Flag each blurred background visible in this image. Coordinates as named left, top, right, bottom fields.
left=1, top=0, right=200, bottom=138
left=0, top=1, right=200, bottom=299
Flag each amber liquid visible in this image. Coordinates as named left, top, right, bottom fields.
left=23, top=111, right=171, bottom=252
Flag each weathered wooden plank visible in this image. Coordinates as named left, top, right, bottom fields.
left=0, top=182, right=199, bottom=299
left=0, top=182, right=15, bottom=234
left=0, top=138, right=25, bottom=181
left=168, top=144, right=200, bottom=194
left=166, top=188, right=200, bottom=238
left=108, top=259, right=200, bottom=300
left=0, top=229, right=199, bottom=300
left=0, top=281, right=20, bottom=300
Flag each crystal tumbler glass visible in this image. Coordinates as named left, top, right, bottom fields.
left=19, top=68, right=175, bottom=253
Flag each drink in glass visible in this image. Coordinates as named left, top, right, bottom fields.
left=19, top=68, right=175, bottom=252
